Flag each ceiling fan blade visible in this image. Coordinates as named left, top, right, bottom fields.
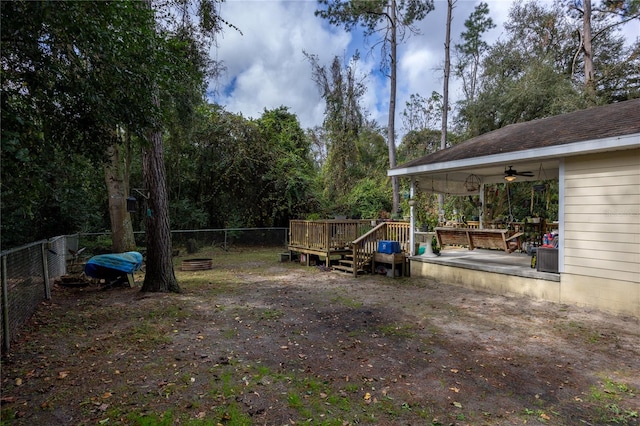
left=518, top=171, right=535, bottom=176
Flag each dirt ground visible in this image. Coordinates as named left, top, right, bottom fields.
left=1, top=248, right=639, bottom=426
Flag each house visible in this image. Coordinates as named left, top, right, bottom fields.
left=388, top=99, right=640, bottom=318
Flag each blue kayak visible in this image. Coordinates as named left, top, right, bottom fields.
left=85, top=251, right=143, bottom=279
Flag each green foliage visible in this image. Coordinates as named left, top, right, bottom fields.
left=125, top=410, right=175, bottom=425
left=164, top=104, right=319, bottom=229
left=565, top=0, right=640, bottom=101
left=401, top=190, right=439, bottom=229
left=256, top=106, right=317, bottom=225
left=458, top=2, right=585, bottom=135
left=315, top=0, right=435, bottom=38
left=169, top=104, right=263, bottom=228
left=1, top=146, right=108, bottom=246
left=0, top=1, right=190, bottom=247
left=306, top=53, right=366, bottom=203
left=1, top=1, right=160, bottom=156
left=355, top=124, right=389, bottom=176
left=457, top=0, right=639, bottom=137
left=481, top=181, right=559, bottom=225
left=454, top=2, right=495, bottom=105
left=315, top=0, right=436, bottom=214
left=79, top=234, right=113, bottom=257
left=401, top=92, right=443, bottom=133
left=345, top=177, right=392, bottom=219
left=397, top=129, right=441, bottom=164
left=169, top=199, right=209, bottom=230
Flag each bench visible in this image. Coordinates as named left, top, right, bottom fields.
left=435, top=227, right=523, bottom=253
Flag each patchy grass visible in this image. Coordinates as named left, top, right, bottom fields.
left=377, top=323, right=416, bottom=339
left=2, top=247, right=640, bottom=426
left=588, top=376, right=638, bottom=425
left=330, top=295, right=362, bottom=309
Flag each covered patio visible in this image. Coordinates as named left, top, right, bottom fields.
left=412, top=246, right=560, bottom=302
left=401, top=152, right=562, bottom=292
left=388, top=100, right=640, bottom=317
left=400, top=155, right=560, bottom=257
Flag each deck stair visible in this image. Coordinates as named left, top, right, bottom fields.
left=335, top=221, right=410, bottom=276
left=333, top=253, right=372, bottom=275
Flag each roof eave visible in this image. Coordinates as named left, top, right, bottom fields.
left=388, top=132, right=640, bottom=177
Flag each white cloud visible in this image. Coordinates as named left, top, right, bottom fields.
left=211, top=0, right=351, bottom=128
left=209, top=0, right=639, bottom=135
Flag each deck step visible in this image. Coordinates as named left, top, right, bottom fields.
left=332, top=264, right=365, bottom=274
left=332, top=264, right=353, bottom=272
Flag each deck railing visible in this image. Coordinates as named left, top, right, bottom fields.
left=350, top=221, right=411, bottom=276
left=289, top=220, right=373, bottom=251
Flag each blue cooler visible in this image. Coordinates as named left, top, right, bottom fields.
left=378, top=240, right=401, bottom=254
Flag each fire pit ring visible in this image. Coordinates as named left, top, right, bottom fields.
left=181, top=258, right=213, bottom=271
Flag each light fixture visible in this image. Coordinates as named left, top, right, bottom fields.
left=504, top=166, right=533, bottom=181
left=464, top=174, right=481, bottom=192
left=504, top=167, right=517, bottom=182
left=126, top=196, right=137, bottom=212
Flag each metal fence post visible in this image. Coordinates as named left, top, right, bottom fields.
left=2, top=255, right=9, bottom=352
left=41, top=243, right=51, bottom=300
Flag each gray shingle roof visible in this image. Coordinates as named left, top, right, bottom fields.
left=393, top=98, right=640, bottom=170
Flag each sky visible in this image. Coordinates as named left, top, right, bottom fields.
left=209, top=0, right=640, bottom=134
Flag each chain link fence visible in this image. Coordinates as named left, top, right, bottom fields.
left=170, top=228, right=288, bottom=253
left=1, top=237, right=71, bottom=354
left=78, top=228, right=288, bottom=255
left=1, top=228, right=288, bottom=353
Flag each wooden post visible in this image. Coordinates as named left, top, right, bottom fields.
left=352, top=243, right=358, bottom=277
left=2, top=255, right=10, bottom=352
left=41, top=243, right=51, bottom=300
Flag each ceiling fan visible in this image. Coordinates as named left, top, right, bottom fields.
left=504, top=166, right=534, bottom=182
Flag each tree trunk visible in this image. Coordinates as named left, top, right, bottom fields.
left=583, top=0, right=595, bottom=103
left=140, top=0, right=180, bottom=293
left=389, top=0, right=400, bottom=214
left=439, top=0, right=454, bottom=213
left=140, top=126, right=181, bottom=293
left=104, top=143, right=137, bottom=253
left=441, top=0, right=452, bottom=151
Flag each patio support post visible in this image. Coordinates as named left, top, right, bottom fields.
left=409, top=179, right=416, bottom=255
left=479, top=183, right=485, bottom=229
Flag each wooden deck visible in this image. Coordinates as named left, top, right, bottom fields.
left=288, top=220, right=372, bottom=265
left=288, top=220, right=411, bottom=275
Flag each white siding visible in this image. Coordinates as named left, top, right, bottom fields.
left=564, top=149, right=640, bottom=283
